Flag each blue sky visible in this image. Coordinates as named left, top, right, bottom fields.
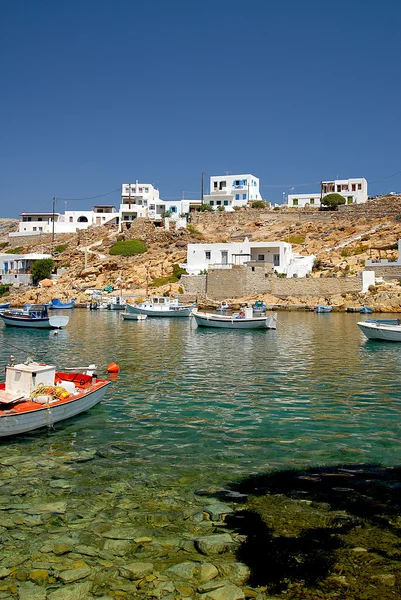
left=1, top=0, right=401, bottom=217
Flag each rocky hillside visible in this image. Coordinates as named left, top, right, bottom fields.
left=2, top=196, right=401, bottom=310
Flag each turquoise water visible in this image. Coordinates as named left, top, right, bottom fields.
left=2, top=309, right=401, bottom=487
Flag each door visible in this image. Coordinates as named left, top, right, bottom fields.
left=221, top=251, right=228, bottom=265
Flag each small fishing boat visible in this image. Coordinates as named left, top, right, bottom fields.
left=50, top=298, right=75, bottom=309
left=216, top=301, right=233, bottom=312
left=357, top=319, right=401, bottom=342
left=108, top=295, right=126, bottom=310
left=192, top=307, right=277, bottom=330
left=0, top=302, right=10, bottom=311
left=252, top=300, right=267, bottom=315
left=0, top=304, right=69, bottom=329
left=122, top=313, right=147, bottom=321
left=359, top=306, right=373, bottom=314
left=0, top=357, right=110, bottom=437
left=125, top=296, right=194, bottom=318
left=314, top=305, right=333, bottom=313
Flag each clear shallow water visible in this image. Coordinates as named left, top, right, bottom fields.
left=1, top=309, right=401, bottom=488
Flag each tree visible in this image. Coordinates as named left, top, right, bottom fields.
left=31, top=258, right=54, bottom=284
left=320, top=193, right=346, bottom=210
left=251, top=200, right=267, bottom=209
left=196, top=204, right=213, bottom=212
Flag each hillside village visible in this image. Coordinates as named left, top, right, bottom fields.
left=2, top=194, right=401, bottom=312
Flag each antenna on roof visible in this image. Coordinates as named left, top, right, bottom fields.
left=224, top=171, right=231, bottom=176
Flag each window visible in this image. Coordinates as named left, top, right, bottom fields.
left=337, top=185, right=341, bottom=192
left=69, top=217, right=73, bottom=222
left=242, top=194, right=246, bottom=200
left=144, top=187, right=149, bottom=193
left=205, top=251, right=211, bottom=260
left=213, top=182, right=218, bottom=190
left=33, top=227, right=37, bottom=231
left=216, top=200, right=221, bottom=206
left=352, top=184, right=356, bottom=191
left=258, top=254, right=264, bottom=261
left=358, top=183, right=362, bottom=190
left=223, top=200, right=229, bottom=206
left=273, top=254, right=280, bottom=266
left=235, top=194, right=239, bottom=200
left=219, top=181, right=226, bottom=190
left=149, top=204, right=155, bottom=210
left=293, top=199, right=299, bottom=206
left=210, top=201, right=214, bottom=206
left=342, top=185, right=349, bottom=191
left=39, top=227, right=43, bottom=231
left=234, top=180, right=240, bottom=186
left=243, top=180, right=247, bottom=185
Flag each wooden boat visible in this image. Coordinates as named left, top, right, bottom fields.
left=0, top=304, right=69, bottom=329
left=252, top=300, right=267, bottom=315
left=108, top=295, right=126, bottom=310
left=50, top=298, right=75, bottom=309
left=125, top=296, right=194, bottom=318
left=0, top=359, right=110, bottom=437
left=314, top=305, right=333, bottom=313
left=122, top=313, right=147, bottom=321
left=192, top=308, right=277, bottom=330
left=357, top=319, right=401, bottom=342
left=216, top=301, right=233, bottom=312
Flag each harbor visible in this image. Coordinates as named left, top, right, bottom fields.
left=1, top=309, right=401, bottom=598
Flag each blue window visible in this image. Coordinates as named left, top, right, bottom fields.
left=242, top=194, right=247, bottom=200
left=235, top=194, right=239, bottom=200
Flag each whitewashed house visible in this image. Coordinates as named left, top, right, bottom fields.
left=13, top=206, right=117, bottom=237
left=119, top=181, right=200, bottom=230
left=0, top=253, right=52, bottom=285
left=202, top=174, right=264, bottom=211
left=287, top=178, right=368, bottom=208
left=184, top=239, right=315, bottom=277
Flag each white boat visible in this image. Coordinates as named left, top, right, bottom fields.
left=125, top=296, right=194, bottom=318
left=122, top=313, right=147, bottom=321
left=0, top=358, right=110, bottom=437
left=1, top=304, right=69, bottom=329
left=108, top=295, right=126, bottom=310
left=192, top=307, right=277, bottom=330
left=357, top=319, right=401, bottom=342
left=216, top=301, right=233, bottom=312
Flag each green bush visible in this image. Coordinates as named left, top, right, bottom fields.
left=151, top=264, right=187, bottom=287
left=186, top=224, right=203, bottom=237
left=109, top=239, right=146, bottom=256
left=340, top=247, right=352, bottom=257
left=321, top=193, right=346, bottom=210
left=233, top=206, right=241, bottom=211
left=31, top=258, right=55, bottom=284
left=313, top=258, right=322, bottom=270
left=161, top=211, right=172, bottom=219
left=196, top=204, right=213, bottom=212
left=217, top=206, right=225, bottom=212
left=55, top=244, right=68, bottom=253
left=251, top=201, right=267, bottom=209
left=0, top=284, right=10, bottom=298
left=0, top=242, right=9, bottom=250
left=5, top=246, right=24, bottom=254
left=287, top=234, right=305, bottom=245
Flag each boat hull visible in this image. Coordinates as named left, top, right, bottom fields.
left=50, top=300, right=75, bottom=309
left=126, top=304, right=192, bottom=317
left=122, top=313, right=147, bottom=321
left=357, top=320, right=401, bottom=342
left=193, top=312, right=277, bottom=329
left=1, top=315, right=69, bottom=329
left=0, top=382, right=110, bottom=437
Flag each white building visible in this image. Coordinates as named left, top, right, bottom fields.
left=202, top=174, right=264, bottom=211
left=119, top=181, right=200, bottom=231
left=14, top=206, right=117, bottom=236
left=184, top=238, right=315, bottom=278
left=0, top=253, right=52, bottom=285
left=287, top=178, right=368, bottom=208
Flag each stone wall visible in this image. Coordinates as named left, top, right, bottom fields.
left=182, top=270, right=362, bottom=300
left=180, top=274, right=207, bottom=297
left=364, top=266, right=401, bottom=279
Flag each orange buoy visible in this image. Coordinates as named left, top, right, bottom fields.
left=107, top=362, right=120, bottom=373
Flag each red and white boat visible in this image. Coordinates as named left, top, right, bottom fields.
left=0, top=359, right=110, bottom=437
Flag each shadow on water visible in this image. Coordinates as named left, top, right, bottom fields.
left=211, top=463, right=401, bottom=593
